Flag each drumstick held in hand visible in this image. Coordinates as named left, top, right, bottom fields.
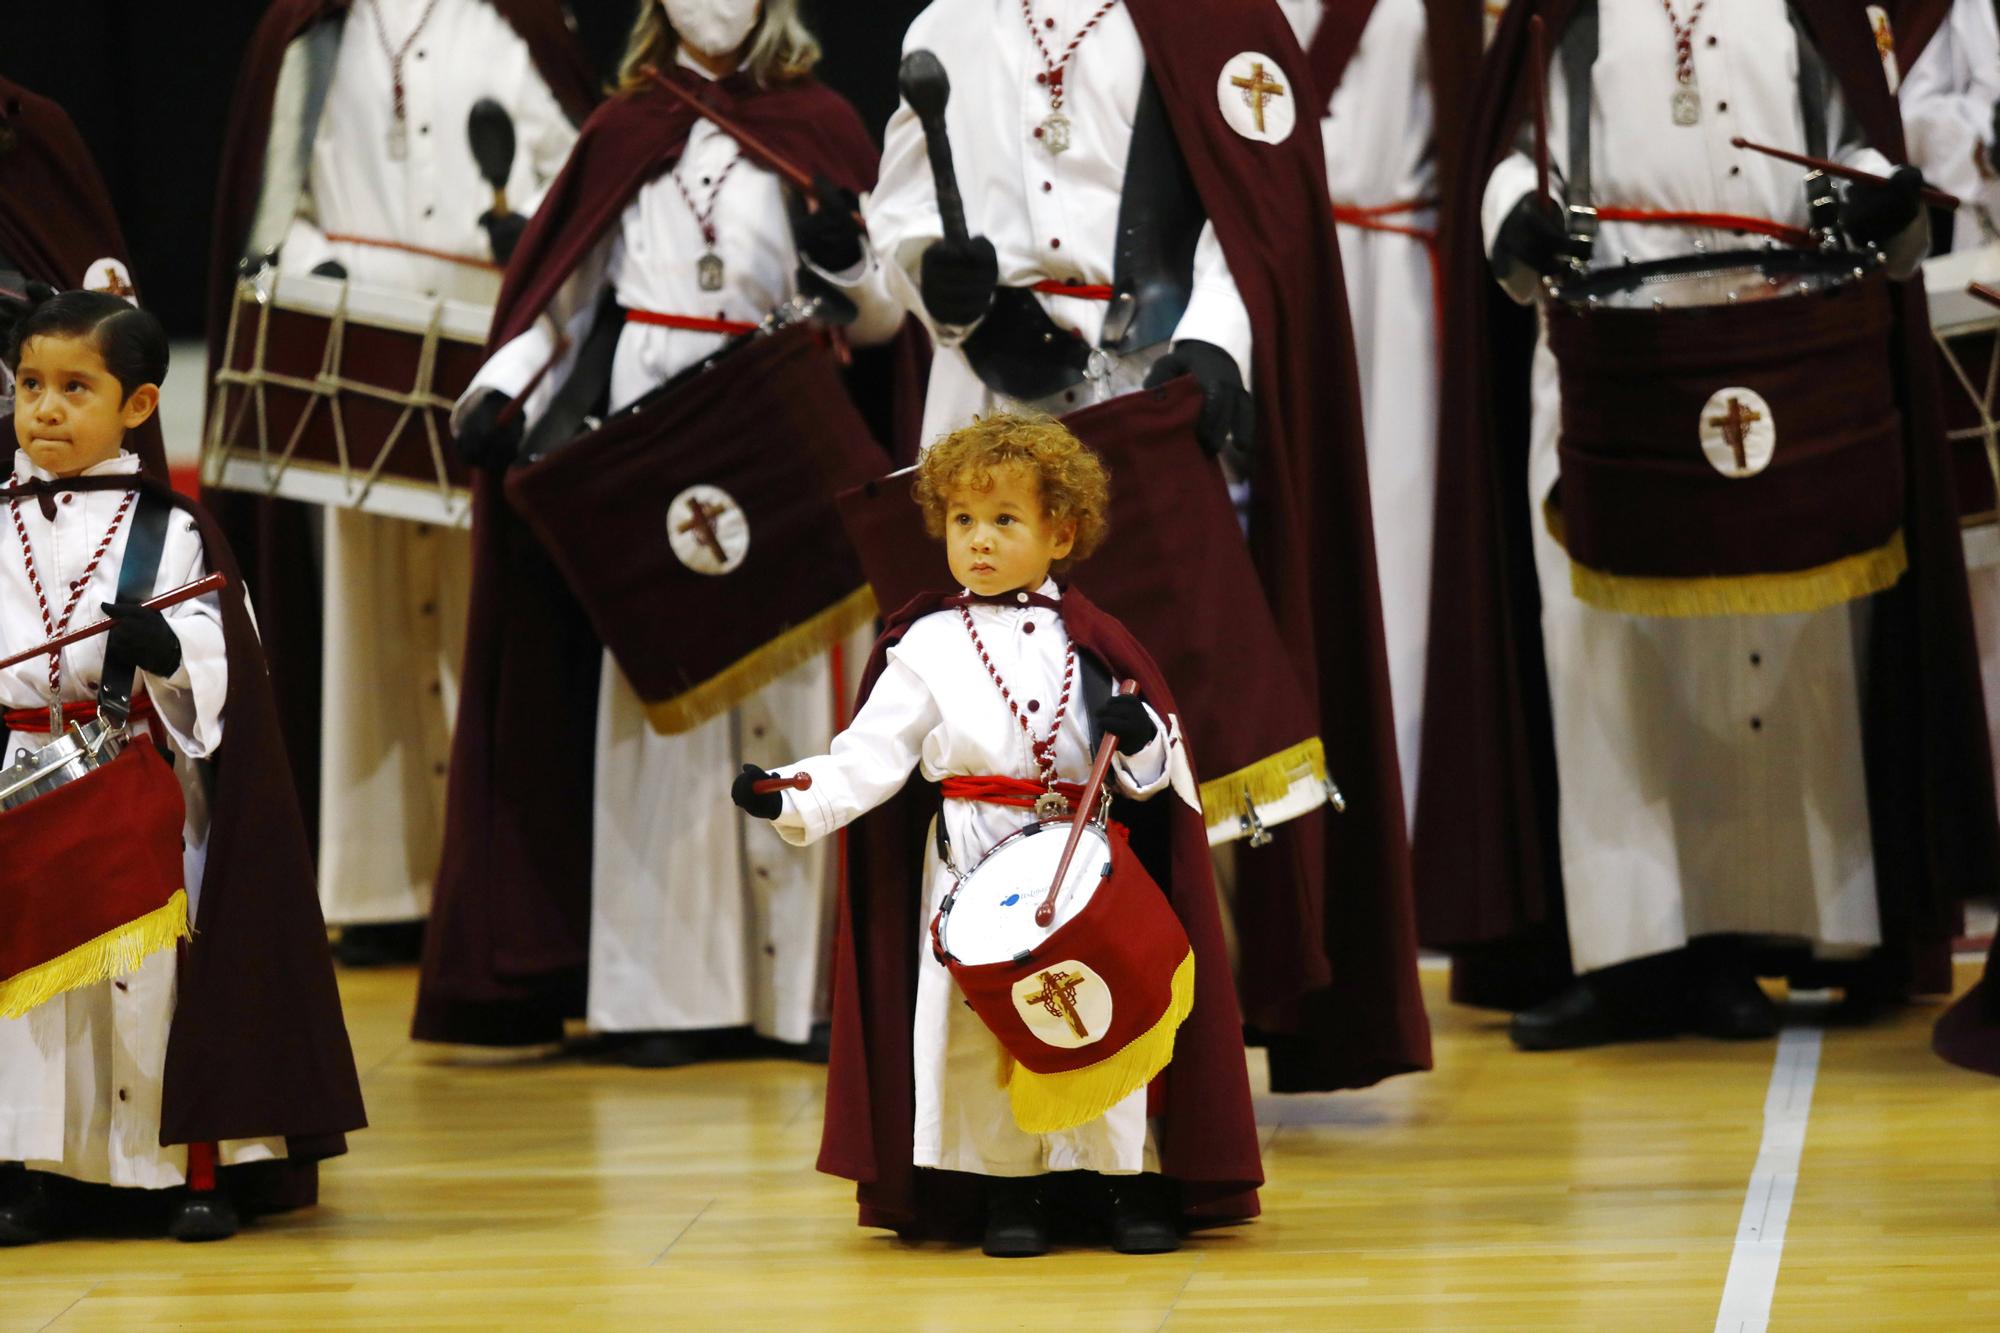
left=1970, top=281, right=2000, bottom=311
left=752, top=773, right=813, bottom=795
left=1728, top=137, right=1961, bottom=211
left=0, top=572, right=228, bottom=673
left=1036, top=678, right=1140, bottom=929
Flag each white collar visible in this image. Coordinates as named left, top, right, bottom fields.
left=675, top=46, right=748, bottom=80
left=957, top=577, right=1064, bottom=605
left=12, top=449, right=142, bottom=484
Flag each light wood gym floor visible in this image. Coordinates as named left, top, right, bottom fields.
left=2, top=959, right=1995, bottom=1330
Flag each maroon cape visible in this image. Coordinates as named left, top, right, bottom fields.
left=199, top=0, right=597, bottom=850
left=0, top=467, right=365, bottom=1188
left=413, top=68, right=915, bottom=1044
left=822, top=584, right=1261, bottom=1236
left=1417, top=0, right=1999, bottom=1016
left=0, top=77, right=167, bottom=481
left=1116, top=0, right=1430, bottom=1092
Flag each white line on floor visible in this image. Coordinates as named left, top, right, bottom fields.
left=1714, top=1026, right=1823, bottom=1333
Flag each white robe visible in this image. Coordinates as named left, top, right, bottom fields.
left=272, top=0, right=577, bottom=927
left=867, top=0, right=1253, bottom=449
left=461, top=52, right=904, bottom=1043
left=1480, top=0, right=1899, bottom=973
left=773, top=581, right=1189, bottom=1176
left=0, top=451, right=284, bottom=1187
left=1280, top=0, right=1439, bottom=828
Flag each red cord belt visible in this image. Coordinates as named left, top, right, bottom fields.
left=4, top=695, right=153, bottom=734
left=626, top=309, right=759, bottom=336
left=939, top=775, right=1089, bottom=808
left=1029, top=279, right=1114, bottom=301
left=1589, top=207, right=1814, bottom=248
left=321, top=232, right=502, bottom=273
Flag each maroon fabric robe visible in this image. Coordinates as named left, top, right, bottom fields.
left=1417, top=0, right=1998, bottom=1015
left=413, top=68, right=914, bottom=1044
left=821, top=584, right=1262, bottom=1236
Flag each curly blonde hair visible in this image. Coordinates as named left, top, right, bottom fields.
left=914, top=414, right=1111, bottom=571
left=616, top=0, right=821, bottom=95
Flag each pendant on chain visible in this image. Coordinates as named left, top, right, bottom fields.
left=1039, top=112, right=1073, bottom=155
left=697, top=251, right=725, bottom=292
left=388, top=113, right=410, bottom=160
left=1671, top=85, right=1701, bottom=126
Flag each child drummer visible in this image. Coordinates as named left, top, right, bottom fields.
left=0, top=289, right=362, bottom=1246
left=734, top=414, right=1260, bottom=1256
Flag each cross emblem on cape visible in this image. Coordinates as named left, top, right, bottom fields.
left=677, top=495, right=733, bottom=565
left=1706, top=396, right=1763, bottom=472
left=1230, top=62, right=1287, bottom=133
left=90, top=266, right=134, bottom=300
left=1022, top=968, right=1091, bottom=1039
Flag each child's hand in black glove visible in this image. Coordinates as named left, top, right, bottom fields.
left=919, top=235, right=999, bottom=326
left=732, top=763, right=783, bottom=819
left=455, top=392, right=524, bottom=471
left=1095, top=695, right=1157, bottom=756
left=101, top=602, right=183, bottom=677
left=1840, top=165, right=1925, bottom=246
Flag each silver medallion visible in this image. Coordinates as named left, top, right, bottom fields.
left=388, top=115, right=410, bottom=161
left=1039, top=112, right=1073, bottom=155
left=697, top=250, right=725, bottom=292
left=1671, top=85, right=1701, bottom=127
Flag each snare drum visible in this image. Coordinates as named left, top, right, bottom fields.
left=1544, top=249, right=1908, bottom=617
left=201, top=268, right=490, bottom=528
left=0, top=715, right=125, bottom=810
left=1922, top=242, right=2000, bottom=567
left=932, top=816, right=1194, bottom=1134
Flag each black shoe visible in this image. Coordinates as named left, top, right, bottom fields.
left=982, top=1176, right=1050, bottom=1258
left=1106, top=1174, right=1180, bottom=1254
left=606, top=1031, right=707, bottom=1069
left=793, top=1021, right=831, bottom=1065
left=0, top=1169, right=54, bottom=1246
left=168, top=1190, right=238, bottom=1243
left=1686, top=967, right=1781, bottom=1041
left=332, top=920, right=426, bottom=967
left=1509, top=978, right=1674, bottom=1051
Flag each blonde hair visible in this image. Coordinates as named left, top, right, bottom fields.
left=914, top=414, right=1111, bottom=571
left=616, top=0, right=821, bottom=94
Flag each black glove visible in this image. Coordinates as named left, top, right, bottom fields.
left=1840, top=165, right=1924, bottom=247
left=454, top=392, right=525, bottom=471
left=1095, top=695, right=1157, bottom=757
left=310, top=259, right=349, bottom=280
left=480, top=210, right=529, bottom=267
left=732, top=763, right=782, bottom=820
left=918, top=235, right=999, bottom=327
left=1144, top=339, right=1254, bottom=471
left=101, top=602, right=182, bottom=677
left=1492, top=195, right=1584, bottom=282
left=791, top=173, right=865, bottom=273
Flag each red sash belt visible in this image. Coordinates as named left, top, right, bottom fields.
left=1029, top=279, right=1115, bottom=301
left=1333, top=198, right=1444, bottom=330
left=4, top=696, right=153, bottom=735
left=321, top=232, right=502, bottom=273
left=626, top=309, right=759, bottom=336
left=939, top=775, right=1088, bottom=809
left=1591, top=207, right=1814, bottom=249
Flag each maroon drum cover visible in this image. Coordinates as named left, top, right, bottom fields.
left=0, top=741, right=188, bottom=1018
left=836, top=377, right=1325, bottom=842
left=1547, top=268, right=1908, bottom=617
left=504, top=325, right=889, bottom=734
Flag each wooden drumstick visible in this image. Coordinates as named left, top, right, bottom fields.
left=0, top=572, right=227, bottom=672
left=752, top=773, right=813, bottom=795
left=642, top=66, right=867, bottom=227
left=1036, top=678, right=1140, bottom=929
left=1969, top=281, right=2000, bottom=311
left=1728, top=137, right=1961, bottom=211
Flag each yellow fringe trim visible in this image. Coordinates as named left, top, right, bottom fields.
left=1007, top=950, right=1196, bottom=1135
left=644, top=585, right=880, bottom=736
left=1566, top=529, right=1909, bottom=618
left=1196, top=738, right=1328, bottom=833
left=0, top=889, right=191, bottom=1020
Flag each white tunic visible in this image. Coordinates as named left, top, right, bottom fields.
left=462, top=52, right=904, bottom=1044
left=1898, top=0, right=2000, bottom=247
left=1280, top=0, right=1439, bottom=827
left=270, top=0, right=577, bottom=927
left=1480, top=0, right=1896, bottom=973
left=867, top=0, right=1254, bottom=448
left=773, top=582, right=1190, bottom=1175
left=0, top=451, right=284, bottom=1187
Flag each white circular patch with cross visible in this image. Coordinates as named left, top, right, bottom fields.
left=1215, top=52, right=1296, bottom=146
left=1698, top=387, right=1777, bottom=479
left=83, top=258, right=137, bottom=305
left=1014, top=959, right=1112, bottom=1050
left=666, top=485, right=750, bottom=576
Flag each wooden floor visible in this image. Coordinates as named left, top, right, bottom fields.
left=4, top=962, right=1998, bottom=1330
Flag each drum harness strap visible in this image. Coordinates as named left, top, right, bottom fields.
left=97, top=491, right=173, bottom=737
left=1558, top=3, right=1836, bottom=267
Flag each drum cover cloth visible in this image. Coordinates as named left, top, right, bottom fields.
left=0, top=741, right=187, bottom=1019
left=940, top=820, right=1195, bottom=1134
left=1547, top=270, right=1907, bottom=616
left=836, top=379, right=1326, bottom=836
left=503, top=327, right=877, bottom=735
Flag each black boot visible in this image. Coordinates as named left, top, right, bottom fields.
left=1685, top=944, right=1781, bottom=1041
left=606, top=1030, right=707, bottom=1069
left=0, top=1167, right=54, bottom=1246
left=1509, top=971, right=1677, bottom=1052
left=332, top=920, right=427, bottom=967
left=1105, top=1173, right=1180, bottom=1254
left=168, top=1189, right=239, bottom=1243
left=982, top=1176, right=1050, bottom=1258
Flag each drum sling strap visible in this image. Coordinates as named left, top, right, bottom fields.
left=519, top=291, right=624, bottom=462
left=98, top=490, right=172, bottom=731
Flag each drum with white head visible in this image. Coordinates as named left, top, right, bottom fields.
left=936, top=816, right=1111, bottom=966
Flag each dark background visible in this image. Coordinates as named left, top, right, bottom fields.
left=0, top=0, right=927, bottom=336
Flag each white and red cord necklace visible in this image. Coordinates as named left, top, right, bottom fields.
left=8, top=482, right=136, bottom=735
left=1020, top=0, right=1121, bottom=154
left=1661, top=0, right=1709, bottom=126
left=960, top=604, right=1076, bottom=796
left=670, top=150, right=747, bottom=293
left=369, top=0, right=447, bottom=160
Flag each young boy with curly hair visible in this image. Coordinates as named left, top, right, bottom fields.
left=733, top=413, right=1261, bottom=1257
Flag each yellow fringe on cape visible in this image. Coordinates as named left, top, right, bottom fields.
left=1197, top=739, right=1328, bottom=833
left=0, top=888, right=191, bottom=1020
left=644, top=585, right=880, bottom=736
left=1007, top=950, right=1196, bottom=1135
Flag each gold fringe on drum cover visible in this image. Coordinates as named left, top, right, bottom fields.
left=642, top=585, right=881, bottom=736
left=1196, top=738, right=1329, bottom=835
left=0, top=887, right=190, bottom=1020
left=1004, top=949, right=1196, bottom=1135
